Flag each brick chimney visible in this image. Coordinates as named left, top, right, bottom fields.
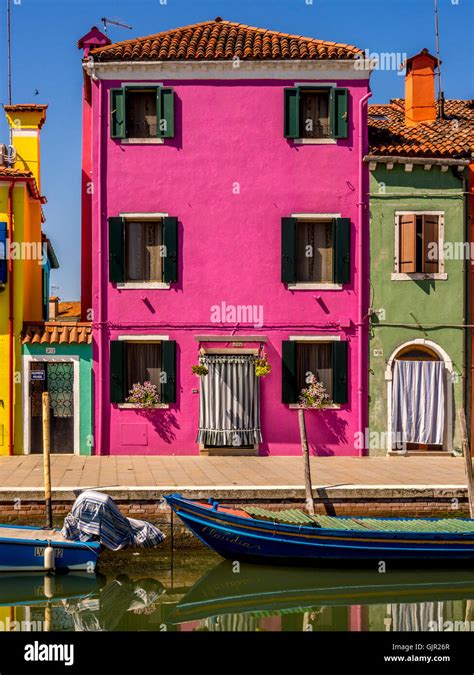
left=404, top=49, right=439, bottom=126
left=49, top=296, right=59, bottom=320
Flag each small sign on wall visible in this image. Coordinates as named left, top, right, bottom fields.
left=45, top=348, right=56, bottom=355
left=31, top=370, right=46, bottom=381
left=373, top=349, right=383, bottom=357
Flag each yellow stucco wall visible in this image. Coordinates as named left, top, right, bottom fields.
left=0, top=108, right=47, bottom=455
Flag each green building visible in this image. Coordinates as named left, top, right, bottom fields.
left=21, top=300, right=93, bottom=455
left=365, top=50, right=472, bottom=456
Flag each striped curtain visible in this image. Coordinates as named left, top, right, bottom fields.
left=197, top=354, right=262, bottom=447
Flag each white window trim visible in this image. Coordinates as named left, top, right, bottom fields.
left=22, top=355, right=80, bottom=455
left=289, top=335, right=341, bottom=341
left=118, top=214, right=170, bottom=288
left=121, top=137, right=164, bottom=145
left=289, top=403, right=341, bottom=410
left=291, top=213, right=341, bottom=220
left=393, top=211, right=445, bottom=279
left=288, top=283, right=343, bottom=290
left=117, top=336, right=170, bottom=409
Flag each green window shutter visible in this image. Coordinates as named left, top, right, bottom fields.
left=333, top=217, right=351, bottom=284
left=281, top=217, right=297, bottom=284
left=282, top=340, right=298, bottom=404
left=333, top=88, right=348, bottom=139
left=110, top=341, right=125, bottom=404
left=163, top=216, right=178, bottom=283
left=108, top=217, right=125, bottom=283
left=110, top=88, right=126, bottom=139
left=0, top=221, right=8, bottom=284
left=284, top=88, right=300, bottom=139
left=161, top=340, right=176, bottom=404
left=332, top=341, right=348, bottom=404
left=157, top=87, right=175, bottom=138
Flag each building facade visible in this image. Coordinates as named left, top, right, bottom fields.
left=80, top=19, right=372, bottom=456
left=366, top=50, right=473, bottom=456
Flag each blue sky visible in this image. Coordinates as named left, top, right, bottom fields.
left=0, top=0, right=473, bottom=300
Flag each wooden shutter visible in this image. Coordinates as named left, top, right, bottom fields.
left=110, top=88, right=126, bottom=139
left=110, top=341, right=125, bottom=403
left=163, top=217, right=178, bottom=283
left=398, top=214, right=416, bottom=273
left=333, top=88, right=348, bottom=139
left=284, top=88, right=300, bottom=139
left=422, top=215, right=439, bottom=273
left=108, top=217, right=125, bottom=283
left=158, top=88, right=175, bottom=138
left=282, top=340, right=298, bottom=403
left=161, top=340, right=176, bottom=403
left=281, top=217, right=297, bottom=283
left=332, top=341, right=348, bottom=404
left=0, top=221, right=7, bottom=284
left=333, top=217, right=351, bottom=284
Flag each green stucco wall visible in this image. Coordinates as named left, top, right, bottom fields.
left=369, top=163, right=467, bottom=455
left=22, top=342, right=93, bottom=455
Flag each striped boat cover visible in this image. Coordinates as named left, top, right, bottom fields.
left=197, top=354, right=262, bottom=447
left=61, top=490, right=165, bottom=551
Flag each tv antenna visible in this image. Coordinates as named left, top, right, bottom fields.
left=433, top=0, right=444, bottom=119
left=101, top=17, right=133, bottom=36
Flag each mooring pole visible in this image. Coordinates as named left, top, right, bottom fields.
left=459, top=409, right=474, bottom=518
left=42, top=392, right=53, bottom=528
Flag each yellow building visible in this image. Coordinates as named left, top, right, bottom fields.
left=0, top=104, right=56, bottom=455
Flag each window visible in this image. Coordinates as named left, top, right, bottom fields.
left=108, top=216, right=178, bottom=285
left=282, top=217, right=350, bottom=285
left=125, top=221, right=163, bottom=282
left=282, top=339, right=348, bottom=404
left=110, top=87, right=175, bottom=140
left=110, top=339, right=176, bottom=404
left=125, top=89, right=157, bottom=138
left=284, top=86, right=348, bottom=140
left=396, top=213, right=443, bottom=276
left=300, top=90, right=331, bottom=139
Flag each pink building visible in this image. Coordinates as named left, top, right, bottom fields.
left=79, top=19, right=372, bottom=456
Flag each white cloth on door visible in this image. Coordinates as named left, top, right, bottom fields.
left=392, top=360, right=445, bottom=445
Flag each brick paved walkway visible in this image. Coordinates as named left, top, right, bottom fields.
left=0, top=455, right=467, bottom=489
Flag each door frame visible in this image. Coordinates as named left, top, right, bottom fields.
left=198, top=348, right=260, bottom=456
left=22, top=355, right=80, bottom=455
left=384, top=339, right=453, bottom=454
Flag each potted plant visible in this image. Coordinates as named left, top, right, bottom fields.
left=126, top=381, right=161, bottom=408
left=255, top=350, right=271, bottom=377
left=191, top=364, right=208, bottom=377
left=297, top=375, right=330, bottom=515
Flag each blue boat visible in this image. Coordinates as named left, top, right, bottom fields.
left=0, top=572, right=100, bottom=605
left=165, top=493, right=474, bottom=564
left=0, top=524, right=101, bottom=572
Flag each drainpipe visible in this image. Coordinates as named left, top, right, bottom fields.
left=7, top=180, right=14, bottom=455
left=357, top=90, right=372, bottom=456
left=96, top=76, right=104, bottom=456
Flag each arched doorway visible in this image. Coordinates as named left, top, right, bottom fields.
left=385, top=340, right=453, bottom=454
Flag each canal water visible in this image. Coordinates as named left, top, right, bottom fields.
left=0, top=548, right=472, bottom=632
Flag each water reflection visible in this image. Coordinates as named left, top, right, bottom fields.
left=0, top=556, right=473, bottom=632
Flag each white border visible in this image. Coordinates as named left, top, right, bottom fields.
left=393, top=211, right=446, bottom=280
left=22, top=355, right=80, bottom=456
left=117, top=335, right=169, bottom=341
left=289, top=335, right=341, bottom=341
left=385, top=339, right=454, bottom=454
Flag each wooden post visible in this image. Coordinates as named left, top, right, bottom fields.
left=458, top=409, right=474, bottom=518
left=298, top=408, right=315, bottom=516
left=42, top=392, right=53, bottom=529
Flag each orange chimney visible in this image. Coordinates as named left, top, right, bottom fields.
left=404, top=48, right=439, bottom=126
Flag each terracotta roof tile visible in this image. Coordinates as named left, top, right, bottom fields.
left=4, top=104, right=48, bottom=113
left=0, top=167, right=45, bottom=203
left=368, top=99, right=474, bottom=159
left=90, top=18, right=362, bottom=62
left=57, top=301, right=81, bottom=320
left=22, top=322, right=92, bottom=345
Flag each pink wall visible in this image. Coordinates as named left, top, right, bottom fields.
left=90, top=77, right=370, bottom=456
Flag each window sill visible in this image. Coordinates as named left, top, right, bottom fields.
left=293, top=138, right=337, bottom=145
left=116, top=282, right=171, bottom=290
left=287, top=283, right=343, bottom=290
left=117, top=403, right=170, bottom=410
left=120, top=138, right=164, bottom=145
left=288, top=403, right=341, bottom=410
left=391, top=273, right=447, bottom=281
